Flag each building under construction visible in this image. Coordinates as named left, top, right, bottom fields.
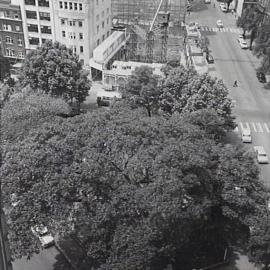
left=111, top=0, right=185, bottom=63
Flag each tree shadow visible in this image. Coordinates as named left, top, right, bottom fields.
left=52, top=253, right=73, bottom=270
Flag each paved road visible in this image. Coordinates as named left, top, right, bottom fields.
left=12, top=246, right=73, bottom=270
left=187, top=0, right=270, bottom=187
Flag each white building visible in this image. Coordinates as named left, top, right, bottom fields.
left=19, top=0, right=111, bottom=68
left=103, top=60, right=164, bottom=90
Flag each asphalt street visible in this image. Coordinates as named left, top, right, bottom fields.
left=187, top=0, right=270, bottom=187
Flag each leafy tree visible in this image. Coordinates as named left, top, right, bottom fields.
left=123, top=66, right=162, bottom=117
left=1, top=89, right=70, bottom=142
left=19, top=40, right=91, bottom=109
left=1, top=104, right=268, bottom=270
left=159, top=66, right=235, bottom=133
left=237, top=6, right=262, bottom=41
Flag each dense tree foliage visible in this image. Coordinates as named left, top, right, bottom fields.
left=1, top=64, right=269, bottom=270
left=19, top=41, right=91, bottom=108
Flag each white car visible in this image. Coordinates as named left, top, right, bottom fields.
left=31, top=225, right=55, bottom=248
left=221, top=5, right=227, bottom=12
left=238, top=38, right=248, bottom=49
left=241, top=128, right=252, bottom=143
left=216, top=20, right=224, bottom=28
left=254, top=146, right=269, bottom=164
left=219, top=3, right=226, bottom=9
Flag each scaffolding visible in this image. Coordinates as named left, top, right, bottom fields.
left=111, top=0, right=185, bottom=63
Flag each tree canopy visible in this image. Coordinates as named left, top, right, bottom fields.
left=1, top=63, right=269, bottom=270
left=19, top=41, right=91, bottom=108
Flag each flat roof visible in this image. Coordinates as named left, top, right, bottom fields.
left=112, top=60, right=164, bottom=69
left=94, top=31, right=124, bottom=53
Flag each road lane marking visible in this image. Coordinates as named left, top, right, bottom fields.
left=257, top=123, right=263, bottom=132
left=264, top=123, right=270, bottom=133
left=251, top=122, right=257, bottom=132
left=213, top=27, right=219, bottom=32
left=239, top=122, right=244, bottom=131
left=245, top=122, right=250, bottom=130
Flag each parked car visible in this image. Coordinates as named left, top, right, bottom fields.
left=216, top=19, right=224, bottom=28
left=221, top=5, right=227, bottom=12
left=256, top=71, right=266, bottom=83
left=238, top=38, right=248, bottom=49
left=254, top=146, right=269, bottom=164
left=241, top=128, right=252, bottom=143
left=97, top=90, right=122, bottom=106
left=31, top=225, right=55, bottom=248
left=206, top=54, right=214, bottom=64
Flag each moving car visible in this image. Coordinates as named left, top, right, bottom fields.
left=206, top=54, right=214, bottom=64
left=241, top=128, right=252, bottom=143
left=97, top=90, right=122, bottom=106
left=221, top=5, right=227, bottom=12
left=256, top=71, right=266, bottom=83
left=216, top=20, right=224, bottom=28
left=31, top=225, right=55, bottom=248
left=254, top=146, right=269, bottom=164
left=238, top=38, right=248, bottom=49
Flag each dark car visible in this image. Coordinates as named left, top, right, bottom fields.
left=256, top=72, right=266, bottom=83
left=206, top=54, right=214, bottom=64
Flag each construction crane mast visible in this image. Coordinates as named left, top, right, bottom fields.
left=146, top=0, right=169, bottom=63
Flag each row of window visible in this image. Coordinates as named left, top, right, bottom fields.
left=6, top=48, right=24, bottom=58
left=96, top=31, right=110, bottom=46
left=96, top=18, right=109, bottom=33
left=26, top=10, right=50, bottom=20
left=59, top=1, right=83, bottom=11
left=2, top=24, right=21, bottom=32
left=28, top=37, right=52, bottom=45
left=71, top=45, right=84, bottom=53
left=0, top=11, right=20, bottom=20
left=62, top=31, right=83, bottom=40
left=5, top=36, right=23, bottom=46
left=96, top=8, right=110, bottom=21
left=61, top=19, right=83, bottom=27
left=27, top=24, right=52, bottom=34
left=25, top=0, right=49, bottom=7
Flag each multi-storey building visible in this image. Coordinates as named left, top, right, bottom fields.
left=19, top=0, right=111, bottom=69
left=0, top=0, right=25, bottom=64
left=257, top=0, right=270, bottom=23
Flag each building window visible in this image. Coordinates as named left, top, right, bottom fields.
left=79, top=33, right=83, bottom=39
left=18, top=51, right=24, bottom=59
left=72, top=45, right=76, bottom=53
left=62, top=30, right=65, bottom=37
left=69, top=32, right=76, bottom=39
left=26, top=10, right=37, bottom=19
left=38, top=0, right=49, bottom=7
left=107, top=30, right=110, bottom=37
left=102, top=21, right=104, bottom=28
left=6, top=49, right=15, bottom=57
left=96, top=14, right=99, bottom=21
left=61, top=18, right=65, bottom=25
left=80, top=46, right=83, bottom=53
left=74, top=2, right=77, bottom=10
left=18, top=39, right=23, bottom=46
left=102, top=34, right=104, bottom=41
left=29, top=37, right=40, bottom=45
left=3, top=24, right=12, bottom=31
left=79, top=3, right=82, bottom=10
left=68, top=20, right=76, bottom=26
left=39, top=12, right=50, bottom=21
left=15, top=25, right=21, bottom=31
left=69, top=2, right=73, bottom=9
left=5, top=36, right=14, bottom=44
left=78, top=21, right=83, bottom=27
left=102, top=11, right=104, bottom=17
left=28, top=24, right=38, bottom=32
left=41, top=25, right=51, bottom=34
left=28, top=24, right=39, bottom=32
left=96, top=0, right=98, bottom=5
left=97, top=39, right=100, bottom=46
left=107, top=18, right=109, bottom=24
left=107, top=7, right=109, bottom=13
left=80, top=59, right=84, bottom=65
left=97, top=25, right=99, bottom=33
left=59, top=1, right=63, bottom=8
left=25, top=0, right=35, bottom=5
left=64, top=2, right=68, bottom=9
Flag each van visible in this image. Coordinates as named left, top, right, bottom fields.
left=254, top=146, right=269, bottom=164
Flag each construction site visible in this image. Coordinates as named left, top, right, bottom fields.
left=111, top=0, right=186, bottom=63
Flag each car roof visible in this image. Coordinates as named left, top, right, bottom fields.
left=242, top=128, right=251, bottom=134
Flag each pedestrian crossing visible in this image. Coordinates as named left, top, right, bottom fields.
left=234, top=122, right=270, bottom=134
left=199, top=26, right=242, bottom=33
